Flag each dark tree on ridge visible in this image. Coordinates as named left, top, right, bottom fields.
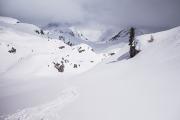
left=129, top=27, right=138, bottom=58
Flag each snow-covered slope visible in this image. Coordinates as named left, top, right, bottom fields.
left=0, top=16, right=180, bottom=120
left=0, top=16, right=114, bottom=118
left=0, top=16, right=20, bottom=24
left=59, top=26, right=180, bottom=120
left=3, top=26, right=180, bottom=120
left=0, top=17, right=107, bottom=79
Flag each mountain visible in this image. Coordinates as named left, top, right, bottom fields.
left=0, top=16, right=115, bottom=79
left=103, top=28, right=150, bottom=43
left=42, top=23, right=128, bottom=53
left=99, top=27, right=167, bottom=44
left=0, top=16, right=180, bottom=120
left=43, top=23, right=89, bottom=46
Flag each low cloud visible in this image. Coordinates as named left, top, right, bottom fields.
left=0, top=0, right=180, bottom=29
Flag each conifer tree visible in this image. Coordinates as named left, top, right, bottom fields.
left=129, top=27, right=137, bottom=58
left=129, top=27, right=135, bottom=46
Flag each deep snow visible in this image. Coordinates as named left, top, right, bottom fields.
left=0, top=16, right=180, bottom=120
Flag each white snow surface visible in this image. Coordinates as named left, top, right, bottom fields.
left=0, top=17, right=20, bottom=25
left=0, top=16, right=180, bottom=120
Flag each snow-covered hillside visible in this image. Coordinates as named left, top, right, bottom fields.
left=0, top=17, right=111, bottom=79
left=0, top=16, right=114, bottom=118
left=0, top=16, right=180, bottom=120
left=61, top=26, right=180, bottom=120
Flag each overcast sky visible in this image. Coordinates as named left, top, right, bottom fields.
left=0, top=0, right=180, bottom=29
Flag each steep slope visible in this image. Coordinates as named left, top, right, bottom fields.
left=3, top=26, right=180, bottom=120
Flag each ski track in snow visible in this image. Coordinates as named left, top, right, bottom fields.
left=1, top=87, right=79, bottom=120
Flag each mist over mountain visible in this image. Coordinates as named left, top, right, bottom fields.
left=1, top=0, right=180, bottom=32
left=0, top=0, right=180, bottom=120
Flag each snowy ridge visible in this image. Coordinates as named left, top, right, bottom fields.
left=108, top=27, right=150, bottom=42
left=0, top=16, right=20, bottom=24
